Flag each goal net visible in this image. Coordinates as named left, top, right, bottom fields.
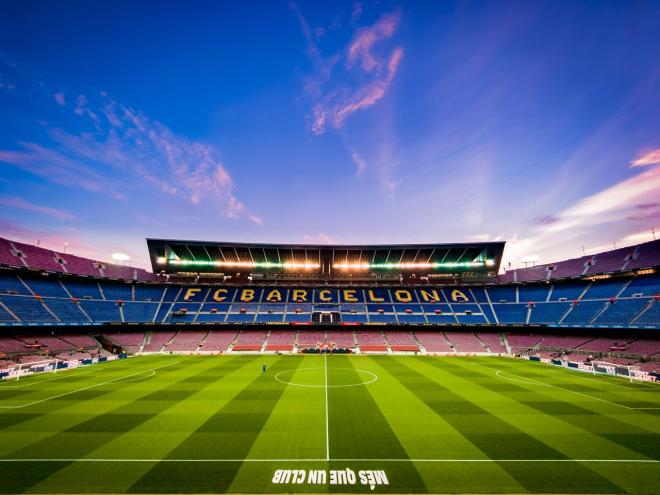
left=589, top=360, right=642, bottom=382
left=8, top=358, right=60, bottom=381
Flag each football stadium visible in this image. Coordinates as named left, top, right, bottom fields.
left=0, top=237, right=658, bottom=494
left=1, top=1, right=660, bottom=494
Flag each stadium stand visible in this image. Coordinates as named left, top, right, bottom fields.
left=476, top=332, right=506, bottom=353
left=0, top=237, right=155, bottom=280
left=499, top=239, right=660, bottom=282
left=200, top=330, right=236, bottom=352
left=444, top=331, right=485, bottom=352
left=0, top=237, right=656, bottom=371
left=144, top=331, right=176, bottom=352
left=104, top=332, right=147, bottom=353
left=166, top=331, right=207, bottom=351
left=298, top=331, right=325, bottom=349
left=265, top=331, right=296, bottom=351
left=415, top=331, right=453, bottom=353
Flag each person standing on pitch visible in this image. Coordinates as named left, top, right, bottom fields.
left=262, top=363, right=267, bottom=373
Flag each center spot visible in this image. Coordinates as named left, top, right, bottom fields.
left=275, top=367, right=378, bottom=388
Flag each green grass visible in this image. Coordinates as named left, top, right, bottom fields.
left=0, top=354, right=658, bottom=494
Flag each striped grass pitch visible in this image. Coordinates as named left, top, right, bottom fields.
left=0, top=354, right=658, bottom=494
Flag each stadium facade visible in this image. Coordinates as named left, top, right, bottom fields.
left=0, top=236, right=658, bottom=379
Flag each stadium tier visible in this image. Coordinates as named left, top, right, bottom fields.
left=498, top=239, right=660, bottom=282
left=0, top=272, right=658, bottom=328
left=0, top=237, right=657, bottom=373
left=0, top=237, right=154, bottom=280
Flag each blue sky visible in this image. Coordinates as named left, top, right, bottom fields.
left=0, top=0, right=659, bottom=270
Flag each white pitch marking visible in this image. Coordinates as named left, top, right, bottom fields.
left=324, top=354, right=330, bottom=461
left=495, top=370, right=551, bottom=386
left=274, top=367, right=378, bottom=388
left=543, top=368, right=658, bottom=390
left=0, top=361, right=180, bottom=409
left=0, top=367, right=98, bottom=389
left=0, top=458, right=655, bottom=463
left=111, top=369, right=156, bottom=382
left=488, top=365, right=660, bottom=411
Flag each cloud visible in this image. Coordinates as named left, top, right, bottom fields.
left=351, top=2, right=363, bottom=22
left=465, top=233, right=490, bottom=242
left=0, top=144, right=126, bottom=200
left=626, top=202, right=660, bottom=221
left=534, top=214, right=559, bottom=225
left=249, top=215, right=264, bottom=225
left=348, top=146, right=367, bottom=173
left=503, top=150, right=660, bottom=269
left=630, top=148, right=660, bottom=167
left=621, top=230, right=657, bottom=244
left=329, top=47, right=403, bottom=131
left=347, top=11, right=400, bottom=72
left=300, top=232, right=335, bottom=244
left=293, top=6, right=404, bottom=135
left=0, top=196, right=76, bottom=221
left=0, top=70, right=252, bottom=219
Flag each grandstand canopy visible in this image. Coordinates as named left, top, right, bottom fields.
left=146, top=239, right=505, bottom=278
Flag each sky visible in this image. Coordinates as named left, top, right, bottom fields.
left=0, top=0, right=659, bottom=272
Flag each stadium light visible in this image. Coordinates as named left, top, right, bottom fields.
left=111, top=252, right=131, bottom=266
left=333, top=260, right=495, bottom=270
left=160, top=259, right=320, bottom=270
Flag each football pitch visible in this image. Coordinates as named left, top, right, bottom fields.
left=0, top=354, right=658, bottom=495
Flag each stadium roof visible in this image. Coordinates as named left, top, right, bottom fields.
left=146, top=239, right=506, bottom=276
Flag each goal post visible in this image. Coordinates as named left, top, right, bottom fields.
left=11, top=358, right=60, bottom=381
left=590, top=360, right=638, bottom=382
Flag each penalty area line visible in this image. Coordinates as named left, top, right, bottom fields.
left=0, top=361, right=180, bottom=409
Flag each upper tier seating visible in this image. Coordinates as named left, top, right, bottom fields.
left=493, top=304, right=527, bottom=324
left=0, top=237, right=155, bottom=280
left=0, top=252, right=658, bottom=328
left=593, top=299, right=650, bottom=326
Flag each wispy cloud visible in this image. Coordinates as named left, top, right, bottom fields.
left=351, top=2, right=363, bottom=23
left=0, top=143, right=126, bottom=200
left=347, top=11, right=400, bottom=72
left=347, top=145, right=367, bottom=174
left=300, top=232, right=335, bottom=244
left=0, top=196, right=76, bottom=221
left=249, top=215, right=264, bottom=226
left=292, top=5, right=403, bottom=136
left=465, top=233, right=503, bottom=242
left=631, top=148, right=660, bottom=167
left=503, top=149, right=660, bottom=269
left=0, top=59, right=256, bottom=221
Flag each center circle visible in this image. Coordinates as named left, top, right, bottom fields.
left=275, top=367, right=378, bottom=388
